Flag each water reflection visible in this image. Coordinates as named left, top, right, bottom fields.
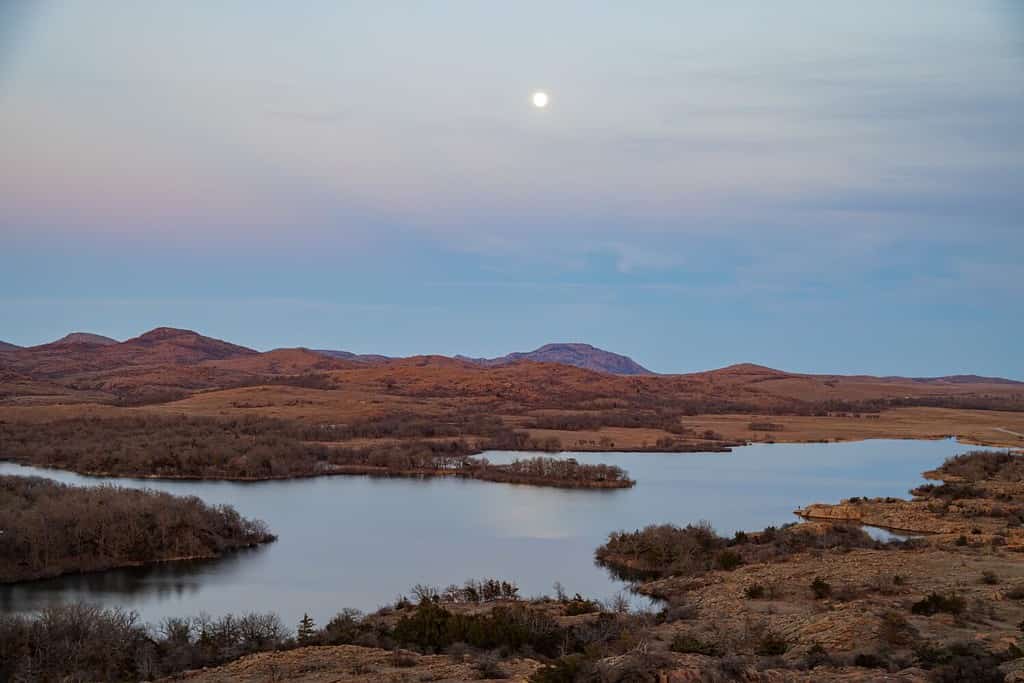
left=0, top=438, right=995, bottom=626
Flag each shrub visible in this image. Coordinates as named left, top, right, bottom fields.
left=660, top=603, right=697, bottom=622
left=915, top=641, right=1005, bottom=682
left=716, top=550, right=743, bottom=571
left=393, top=599, right=563, bottom=656
left=670, top=633, right=721, bottom=656
left=563, top=594, right=600, bottom=616
left=853, top=652, right=887, bottom=668
left=911, top=593, right=965, bottom=616
left=811, top=577, right=831, bottom=600
left=744, top=583, right=766, bottom=600
left=474, top=654, right=508, bottom=679
left=755, top=631, right=789, bottom=656
left=804, top=643, right=832, bottom=668
left=529, top=654, right=588, bottom=683
left=981, top=571, right=999, bottom=585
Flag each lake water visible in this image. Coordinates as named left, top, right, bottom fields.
left=0, top=438, right=995, bottom=627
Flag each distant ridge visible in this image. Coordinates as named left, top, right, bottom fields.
left=0, top=340, right=22, bottom=351
left=121, top=327, right=257, bottom=361
left=45, top=332, right=119, bottom=347
left=457, top=343, right=652, bottom=375
left=906, top=374, right=1024, bottom=386
left=314, top=349, right=392, bottom=365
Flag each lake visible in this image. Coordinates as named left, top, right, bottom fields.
left=0, top=438, right=993, bottom=627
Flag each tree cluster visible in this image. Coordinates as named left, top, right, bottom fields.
left=0, top=475, right=273, bottom=583
left=0, top=604, right=287, bottom=682
left=596, top=521, right=884, bottom=580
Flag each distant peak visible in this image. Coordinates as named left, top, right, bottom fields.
left=124, top=327, right=257, bottom=358
left=51, top=332, right=119, bottom=346
left=534, top=342, right=598, bottom=352
left=134, top=327, right=200, bottom=341
left=461, top=342, right=651, bottom=375
left=713, top=362, right=787, bottom=374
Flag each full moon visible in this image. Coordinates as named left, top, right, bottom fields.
left=531, top=91, right=549, bottom=108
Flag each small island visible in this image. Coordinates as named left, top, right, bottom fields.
left=0, top=475, right=275, bottom=583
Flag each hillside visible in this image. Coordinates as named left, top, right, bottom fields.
left=43, top=332, right=119, bottom=347
left=0, top=341, right=21, bottom=351
left=314, top=349, right=392, bottom=364
left=458, top=342, right=652, bottom=375
left=1, top=326, right=1022, bottom=451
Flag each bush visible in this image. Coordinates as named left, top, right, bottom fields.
left=393, top=599, right=563, bottom=656
left=853, top=652, right=887, bottom=668
left=911, top=593, right=965, bottom=616
left=804, top=643, right=832, bottom=668
left=670, top=633, right=721, bottom=656
left=811, top=577, right=831, bottom=600
left=563, top=596, right=600, bottom=616
left=915, top=642, right=1005, bottom=682
left=936, top=451, right=1024, bottom=483
left=596, top=521, right=877, bottom=580
left=981, top=571, right=999, bottom=585
left=716, top=550, right=743, bottom=571
left=474, top=654, right=508, bottom=679
left=529, top=654, right=589, bottom=683
left=755, top=631, right=789, bottom=656
left=744, top=583, right=766, bottom=600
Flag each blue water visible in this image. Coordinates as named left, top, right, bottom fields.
left=0, top=438, right=995, bottom=626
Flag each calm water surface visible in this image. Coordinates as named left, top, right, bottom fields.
left=0, top=438, right=993, bottom=626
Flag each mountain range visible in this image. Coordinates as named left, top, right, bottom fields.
left=2, top=328, right=1021, bottom=386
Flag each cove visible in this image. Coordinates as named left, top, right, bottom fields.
left=0, top=438, right=995, bottom=627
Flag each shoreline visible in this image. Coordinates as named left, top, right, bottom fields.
left=2, top=432, right=1016, bottom=488
left=0, top=542, right=272, bottom=587
left=0, top=458, right=634, bottom=489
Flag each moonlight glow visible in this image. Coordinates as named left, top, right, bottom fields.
left=531, top=91, right=549, bottom=108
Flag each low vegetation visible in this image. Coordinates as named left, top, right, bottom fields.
left=0, top=603, right=289, bottom=681
left=0, top=415, right=633, bottom=488
left=595, top=520, right=881, bottom=579
left=0, top=578, right=647, bottom=682
left=935, top=450, right=1024, bottom=482
left=0, top=475, right=274, bottom=583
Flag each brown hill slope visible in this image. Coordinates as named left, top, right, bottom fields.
left=43, top=332, right=119, bottom=347
left=119, top=327, right=256, bottom=363
left=0, top=327, right=1021, bottom=435
left=313, top=349, right=392, bottom=364
left=205, top=348, right=358, bottom=374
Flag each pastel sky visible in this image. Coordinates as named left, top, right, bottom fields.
left=1, top=2, right=1022, bottom=377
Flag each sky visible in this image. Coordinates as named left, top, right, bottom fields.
left=1, top=2, right=1022, bottom=377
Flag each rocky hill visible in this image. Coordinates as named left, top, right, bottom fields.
left=458, top=343, right=652, bottom=375
left=43, top=332, right=119, bottom=347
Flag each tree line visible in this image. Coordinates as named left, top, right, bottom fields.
left=0, top=416, right=633, bottom=488
left=0, top=475, right=274, bottom=583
